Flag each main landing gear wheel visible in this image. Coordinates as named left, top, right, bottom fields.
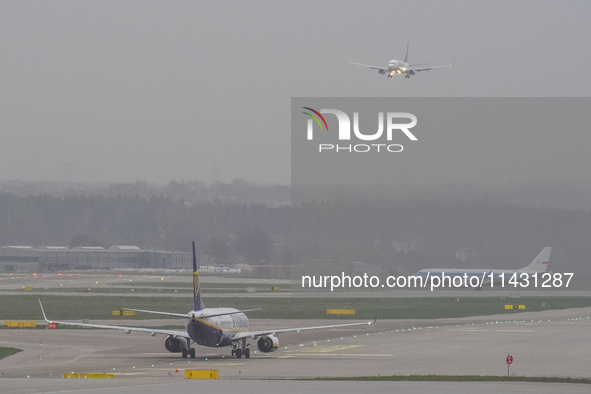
left=190, top=348, right=196, bottom=358
left=181, top=348, right=187, bottom=358
left=234, top=338, right=249, bottom=359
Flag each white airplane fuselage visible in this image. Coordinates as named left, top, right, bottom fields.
left=387, top=59, right=411, bottom=77
left=414, top=247, right=551, bottom=287
left=415, top=268, right=541, bottom=286
left=349, top=43, right=452, bottom=78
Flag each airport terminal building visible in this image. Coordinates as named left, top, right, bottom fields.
left=0, top=245, right=192, bottom=272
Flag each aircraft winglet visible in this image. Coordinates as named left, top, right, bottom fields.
left=39, top=299, right=49, bottom=322
left=371, top=306, right=380, bottom=324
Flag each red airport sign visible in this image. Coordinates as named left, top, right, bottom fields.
left=506, top=355, right=513, bottom=365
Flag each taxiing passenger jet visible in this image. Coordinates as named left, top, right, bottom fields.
left=350, top=43, right=453, bottom=78
left=39, top=242, right=375, bottom=359
left=414, top=247, right=552, bottom=286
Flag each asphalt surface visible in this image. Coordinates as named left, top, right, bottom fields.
left=1, top=273, right=591, bottom=393
left=1, top=379, right=590, bottom=394
left=1, top=309, right=590, bottom=378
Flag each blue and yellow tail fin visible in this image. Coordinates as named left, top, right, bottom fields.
left=192, top=241, right=205, bottom=311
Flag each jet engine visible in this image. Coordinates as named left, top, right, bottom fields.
left=257, top=334, right=279, bottom=353
left=165, top=336, right=186, bottom=353
left=378, top=69, right=386, bottom=75
left=407, top=69, right=416, bottom=76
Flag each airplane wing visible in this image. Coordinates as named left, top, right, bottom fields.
left=123, top=307, right=262, bottom=319
left=232, top=314, right=378, bottom=340
left=349, top=59, right=385, bottom=71
left=195, top=309, right=262, bottom=318
left=122, top=308, right=189, bottom=318
left=412, top=62, right=454, bottom=72
left=39, top=299, right=188, bottom=338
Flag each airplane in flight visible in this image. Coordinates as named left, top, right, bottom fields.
left=350, top=43, right=453, bottom=78
left=413, top=247, right=552, bottom=288
left=39, top=242, right=376, bottom=359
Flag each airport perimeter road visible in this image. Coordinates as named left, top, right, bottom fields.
left=1, top=308, right=590, bottom=381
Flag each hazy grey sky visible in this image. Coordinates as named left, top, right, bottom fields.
left=1, top=1, right=590, bottom=184
left=292, top=98, right=591, bottom=188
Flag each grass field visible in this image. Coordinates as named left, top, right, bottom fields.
left=1, top=295, right=591, bottom=321
left=0, top=347, right=23, bottom=360
left=311, top=375, right=591, bottom=384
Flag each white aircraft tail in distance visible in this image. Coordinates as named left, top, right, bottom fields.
left=414, top=247, right=552, bottom=288
left=39, top=241, right=377, bottom=359
left=350, top=42, right=453, bottom=78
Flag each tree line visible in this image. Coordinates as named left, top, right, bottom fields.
left=1, top=192, right=591, bottom=275
left=0, top=193, right=289, bottom=264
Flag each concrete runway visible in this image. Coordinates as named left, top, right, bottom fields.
left=1, top=308, right=591, bottom=393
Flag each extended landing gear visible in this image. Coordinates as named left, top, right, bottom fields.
left=233, top=348, right=250, bottom=358
left=405, top=75, right=411, bottom=79
left=181, top=344, right=196, bottom=359
left=232, top=339, right=250, bottom=359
